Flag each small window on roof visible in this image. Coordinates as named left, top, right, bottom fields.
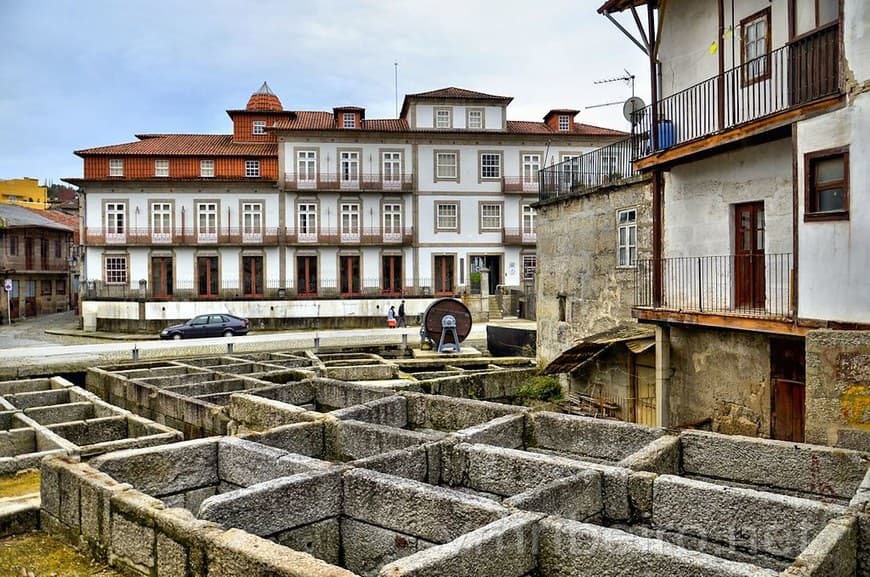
left=558, top=115, right=570, bottom=131
left=252, top=120, right=266, bottom=135
left=343, top=113, right=356, bottom=128
left=109, top=159, right=124, bottom=177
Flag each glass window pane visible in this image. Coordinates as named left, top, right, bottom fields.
left=816, top=157, right=844, bottom=184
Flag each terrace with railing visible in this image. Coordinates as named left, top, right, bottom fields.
left=634, top=253, right=794, bottom=321
left=283, top=173, right=414, bottom=191
left=84, top=227, right=414, bottom=247
left=633, top=22, right=840, bottom=162
left=538, top=136, right=641, bottom=201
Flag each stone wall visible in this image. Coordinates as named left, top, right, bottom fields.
left=805, top=330, right=870, bottom=448
left=535, top=176, right=653, bottom=365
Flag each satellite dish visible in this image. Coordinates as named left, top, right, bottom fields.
left=622, top=97, right=647, bottom=123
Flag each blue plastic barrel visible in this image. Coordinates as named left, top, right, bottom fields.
left=655, top=120, right=675, bottom=150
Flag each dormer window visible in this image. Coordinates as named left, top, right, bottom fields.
left=467, top=109, right=483, bottom=130
left=155, top=159, right=169, bottom=177
left=558, top=115, right=570, bottom=131
left=109, top=159, right=124, bottom=177
left=343, top=113, right=356, bottom=128
left=252, top=120, right=266, bottom=135
left=435, top=108, right=452, bottom=129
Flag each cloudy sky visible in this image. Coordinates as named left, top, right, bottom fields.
left=0, top=0, right=649, bottom=185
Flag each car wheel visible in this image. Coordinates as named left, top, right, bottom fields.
left=223, top=329, right=233, bottom=338
left=172, top=333, right=182, bottom=340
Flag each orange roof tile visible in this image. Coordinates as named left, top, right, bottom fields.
left=406, top=87, right=513, bottom=102
left=75, top=134, right=276, bottom=157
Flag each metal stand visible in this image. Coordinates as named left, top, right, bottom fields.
left=437, top=314, right=460, bottom=353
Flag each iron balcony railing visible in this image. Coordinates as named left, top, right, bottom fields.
left=285, top=227, right=414, bottom=246
left=284, top=173, right=414, bottom=191
left=502, top=228, right=536, bottom=245
left=502, top=177, right=540, bottom=193
left=85, top=228, right=282, bottom=246
left=538, top=136, right=640, bottom=201
left=634, top=22, right=840, bottom=156
left=82, top=277, right=446, bottom=301
left=634, top=253, right=794, bottom=320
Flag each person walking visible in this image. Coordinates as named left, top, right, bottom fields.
left=397, top=300, right=406, bottom=328
left=387, top=305, right=397, bottom=328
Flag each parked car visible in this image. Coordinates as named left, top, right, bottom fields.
left=159, top=314, right=250, bottom=340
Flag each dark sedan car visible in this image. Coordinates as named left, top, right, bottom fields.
left=159, top=313, right=250, bottom=340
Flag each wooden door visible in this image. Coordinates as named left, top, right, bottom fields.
left=771, top=338, right=806, bottom=442
left=434, top=256, right=454, bottom=295
left=735, top=202, right=765, bottom=309
left=151, top=257, right=173, bottom=298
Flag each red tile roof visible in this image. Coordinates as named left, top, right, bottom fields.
left=406, top=87, right=513, bottom=102
left=507, top=120, right=627, bottom=136
left=75, top=134, right=276, bottom=157
left=26, top=208, right=79, bottom=242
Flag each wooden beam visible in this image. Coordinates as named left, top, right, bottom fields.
left=633, top=308, right=810, bottom=336
left=633, top=95, right=844, bottom=172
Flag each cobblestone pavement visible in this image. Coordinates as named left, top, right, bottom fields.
left=0, top=311, right=95, bottom=349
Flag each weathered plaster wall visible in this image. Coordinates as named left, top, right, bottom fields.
left=805, top=330, right=870, bottom=449
left=535, top=178, right=652, bottom=364
left=668, top=326, right=771, bottom=436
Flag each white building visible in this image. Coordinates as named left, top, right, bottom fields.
left=597, top=0, right=869, bottom=446
left=69, top=85, right=625, bottom=331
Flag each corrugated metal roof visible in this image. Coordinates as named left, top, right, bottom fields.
left=543, top=324, right=656, bottom=375
left=0, top=204, right=74, bottom=231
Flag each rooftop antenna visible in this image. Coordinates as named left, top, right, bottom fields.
left=585, top=69, right=636, bottom=110
left=394, top=61, right=398, bottom=117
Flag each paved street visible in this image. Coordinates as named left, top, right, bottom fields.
left=0, top=310, right=95, bottom=349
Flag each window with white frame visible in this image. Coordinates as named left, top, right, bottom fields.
left=435, top=108, right=451, bottom=129
left=617, top=208, right=637, bottom=267
left=742, top=9, right=770, bottom=82
left=480, top=153, right=501, bottom=179
left=340, top=151, right=359, bottom=184
left=436, top=203, right=458, bottom=231
left=467, top=109, right=483, bottom=129
left=522, top=254, right=537, bottom=280
left=155, top=159, right=169, bottom=177
left=480, top=203, right=502, bottom=231
left=383, top=203, right=402, bottom=238
left=109, top=159, right=124, bottom=177
left=340, top=202, right=360, bottom=239
left=297, top=150, right=317, bottom=184
left=197, top=202, right=218, bottom=242
left=382, top=152, right=401, bottom=185
left=522, top=204, right=536, bottom=235
left=200, top=159, right=215, bottom=178
left=435, top=151, right=458, bottom=180
left=242, top=202, right=263, bottom=240
left=522, top=154, right=541, bottom=185
left=252, top=120, right=266, bottom=135
left=106, top=203, right=126, bottom=239
left=105, top=255, right=128, bottom=285
left=298, top=203, right=317, bottom=240
left=342, top=113, right=356, bottom=128
left=245, top=160, right=260, bottom=178
left=558, top=115, right=570, bottom=131
left=151, top=202, right=172, bottom=242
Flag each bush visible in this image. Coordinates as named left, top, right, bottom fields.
left=517, top=376, right=563, bottom=402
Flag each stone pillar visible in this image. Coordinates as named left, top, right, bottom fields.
left=480, top=268, right=490, bottom=298
left=655, top=325, right=671, bottom=428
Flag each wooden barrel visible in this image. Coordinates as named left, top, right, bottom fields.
left=422, top=298, right=473, bottom=345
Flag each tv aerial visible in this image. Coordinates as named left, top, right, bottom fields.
left=585, top=69, right=637, bottom=112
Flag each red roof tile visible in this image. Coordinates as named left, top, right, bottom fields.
left=26, top=208, right=79, bottom=242
left=405, top=87, right=513, bottom=102
left=75, top=134, right=276, bottom=157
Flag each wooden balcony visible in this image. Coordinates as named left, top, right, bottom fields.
left=285, top=227, right=414, bottom=246
left=633, top=23, right=841, bottom=171
left=284, top=173, right=414, bottom=192
left=84, top=227, right=282, bottom=247
left=502, top=228, right=536, bottom=246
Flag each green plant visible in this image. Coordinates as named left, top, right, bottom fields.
left=517, top=376, right=563, bottom=402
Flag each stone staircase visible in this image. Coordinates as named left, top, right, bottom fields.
left=488, top=296, right=503, bottom=320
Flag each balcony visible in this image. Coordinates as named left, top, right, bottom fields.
left=84, top=228, right=282, bottom=246
left=633, top=23, right=840, bottom=169
left=502, top=228, right=536, bottom=246
left=284, top=173, right=414, bottom=192
left=285, top=227, right=414, bottom=246
left=502, top=177, right=539, bottom=193
left=634, top=254, right=794, bottom=326
left=539, top=137, right=640, bottom=202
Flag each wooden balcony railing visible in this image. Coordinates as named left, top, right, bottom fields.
left=502, top=228, right=536, bottom=245
left=285, top=227, right=414, bottom=246
left=84, top=228, right=282, bottom=246
left=634, top=253, right=794, bottom=321
left=633, top=22, right=840, bottom=156
left=284, top=173, right=414, bottom=191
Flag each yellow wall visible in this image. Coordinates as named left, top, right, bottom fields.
left=0, top=178, right=49, bottom=209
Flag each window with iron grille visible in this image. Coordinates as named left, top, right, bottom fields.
left=523, top=254, right=537, bottom=280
